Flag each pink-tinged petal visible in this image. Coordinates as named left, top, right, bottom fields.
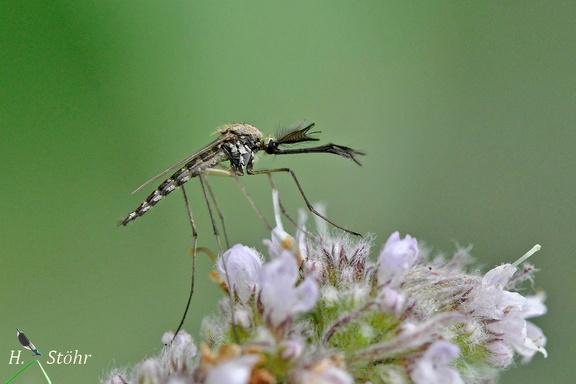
left=259, top=252, right=318, bottom=327
left=291, top=276, right=319, bottom=313
left=482, top=264, right=516, bottom=288
left=485, top=339, right=514, bottom=368
left=219, top=244, right=263, bottom=303
left=379, top=287, right=407, bottom=317
left=378, top=232, right=419, bottom=283
left=410, top=341, right=463, bottom=384
left=280, top=338, right=305, bottom=360
left=259, top=250, right=298, bottom=288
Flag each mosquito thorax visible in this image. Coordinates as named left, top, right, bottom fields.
left=221, top=123, right=262, bottom=140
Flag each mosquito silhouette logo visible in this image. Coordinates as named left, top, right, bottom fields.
left=16, top=328, right=41, bottom=356
left=121, top=121, right=365, bottom=339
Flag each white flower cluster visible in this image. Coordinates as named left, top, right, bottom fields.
left=103, top=202, right=547, bottom=384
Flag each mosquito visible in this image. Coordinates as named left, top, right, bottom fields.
left=121, top=121, right=365, bottom=339
left=122, top=122, right=364, bottom=234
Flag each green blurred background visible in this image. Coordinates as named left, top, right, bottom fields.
left=1, top=1, right=573, bottom=382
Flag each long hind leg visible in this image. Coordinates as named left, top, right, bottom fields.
left=172, top=185, right=198, bottom=341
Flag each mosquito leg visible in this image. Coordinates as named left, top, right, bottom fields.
left=232, top=173, right=273, bottom=231
left=172, top=185, right=198, bottom=342
left=203, top=176, right=230, bottom=249
left=249, top=168, right=362, bottom=237
left=204, top=167, right=272, bottom=231
left=268, top=173, right=317, bottom=242
left=266, top=174, right=299, bottom=229
left=199, top=174, right=239, bottom=342
left=199, top=175, right=223, bottom=254
left=206, top=168, right=274, bottom=232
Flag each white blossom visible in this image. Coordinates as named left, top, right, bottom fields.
left=218, top=244, right=263, bottom=304
left=410, top=341, right=463, bottom=384
left=378, top=231, right=419, bottom=284
left=259, top=250, right=318, bottom=327
left=465, top=263, right=548, bottom=361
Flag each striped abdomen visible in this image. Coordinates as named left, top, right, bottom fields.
left=122, top=150, right=227, bottom=226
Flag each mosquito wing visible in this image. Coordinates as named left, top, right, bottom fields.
left=131, top=132, right=233, bottom=194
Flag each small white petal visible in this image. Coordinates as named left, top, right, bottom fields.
left=291, top=276, right=319, bottom=313
left=482, top=264, right=516, bottom=288
left=135, top=358, right=164, bottom=383
left=264, top=227, right=296, bottom=259
left=296, top=365, right=354, bottom=384
left=523, top=293, right=547, bottom=319
left=411, top=341, right=463, bottom=384
left=379, top=288, right=407, bottom=317
left=524, top=321, right=547, bottom=360
left=205, top=355, right=260, bottom=384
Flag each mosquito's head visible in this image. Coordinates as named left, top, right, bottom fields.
left=263, top=136, right=279, bottom=154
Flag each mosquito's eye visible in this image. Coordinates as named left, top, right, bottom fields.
left=266, top=140, right=278, bottom=154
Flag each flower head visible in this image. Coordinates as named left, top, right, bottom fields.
left=105, top=192, right=547, bottom=384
